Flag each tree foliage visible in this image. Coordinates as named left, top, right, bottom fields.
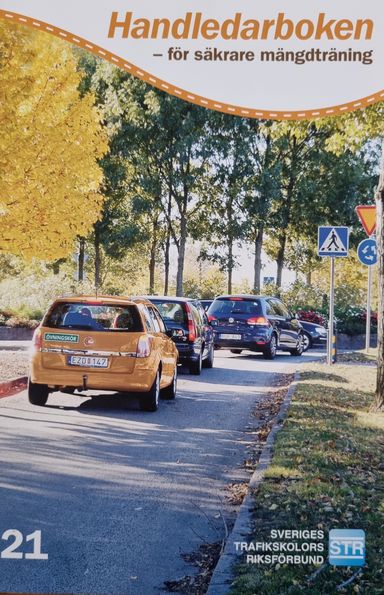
left=0, top=22, right=107, bottom=260
left=316, top=105, right=384, bottom=410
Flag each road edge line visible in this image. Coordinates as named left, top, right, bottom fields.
left=0, top=376, right=28, bottom=399
left=207, top=371, right=301, bottom=595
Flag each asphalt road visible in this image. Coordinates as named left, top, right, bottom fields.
left=0, top=349, right=323, bottom=595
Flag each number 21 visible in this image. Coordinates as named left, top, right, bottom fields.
left=1, top=530, right=48, bottom=560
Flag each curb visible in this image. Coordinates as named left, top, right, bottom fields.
left=0, top=376, right=28, bottom=399
left=207, top=371, right=301, bottom=595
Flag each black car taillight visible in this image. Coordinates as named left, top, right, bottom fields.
left=185, top=304, right=197, bottom=342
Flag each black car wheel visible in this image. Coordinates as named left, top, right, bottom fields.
left=161, top=367, right=177, bottom=400
left=140, top=370, right=160, bottom=411
left=28, top=379, right=49, bottom=406
left=202, top=344, right=214, bottom=369
left=290, top=338, right=304, bottom=357
left=189, top=349, right=202, bottom=375
left=302, top=332, right=312, bottom=352
left=263, top=335, right=277, bottom=360
left=230, top=349, right=243, bottom=355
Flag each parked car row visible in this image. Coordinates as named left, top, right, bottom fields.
left=28, top=293, right=327, bottom=412
left=202, top=298, right=328, bottom=352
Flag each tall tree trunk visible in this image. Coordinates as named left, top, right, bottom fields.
left=149, top=218, right=158, bottom=294
left=276, top=139, right=297, bottom=289
left=176, top=213, right=187, bottom=297
left=372, top=142, right=384, bottom=411
left=253, top=225, right=264, bottom=293
left=78, top=237, right=85, bottom=282
left=276, top=234, right=286, bottom=288
left=306, top=269, right=312, bottom=286
left=227, top=238, right=233, bottom=294
left=164, top=233, right=170, bottom=295
left=164, top=191, right=172, bottom=295
left=94, top=225, right=102, bottom=292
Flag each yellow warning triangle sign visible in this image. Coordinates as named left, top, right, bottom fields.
left=355, top=205, right=376, bottom=237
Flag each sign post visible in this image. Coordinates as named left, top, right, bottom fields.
left=318, top=226, right=350, bottom=365
left=328, top=257, right=336, bottom=366
left=357, top=237, right=378, bottom=353
left=366, top=265, right=372, bottom=353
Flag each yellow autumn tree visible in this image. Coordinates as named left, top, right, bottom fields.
left=0, top=22, right=108, bottom=260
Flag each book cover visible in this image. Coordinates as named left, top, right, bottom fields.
left=0, top=2, right=383, bottom=594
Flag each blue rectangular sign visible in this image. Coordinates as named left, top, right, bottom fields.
left=318, top=226, right=349, bottom=257
left=329, top=529, right=365, bottom=567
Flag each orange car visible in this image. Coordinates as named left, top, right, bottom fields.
left=29, top=296, right=178, bottom=411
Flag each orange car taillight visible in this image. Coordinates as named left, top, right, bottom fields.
left=136, top=335, right=151, bottom=358
left=247, top=316, right=268, bottom=326
left=208, top=315, right=217, bottom=323
left=32, top=327, right=42, bottom=351
left=185, top=304, right=197, bottom=342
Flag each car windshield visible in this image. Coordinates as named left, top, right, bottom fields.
left=151, top=302, right=187, bottom=325
left=209, top=298, right=262, bottom=316
left=44, top=302, right=143, bottom=332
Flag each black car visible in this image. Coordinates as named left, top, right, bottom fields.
left=299, top=320, right=327, bottom=351
left=207, top=295, right=304, bottom=359
left=143, top=296, right=214, bottom=375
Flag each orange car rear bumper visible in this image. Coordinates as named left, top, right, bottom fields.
left=31, top=361, right=157, bottom=393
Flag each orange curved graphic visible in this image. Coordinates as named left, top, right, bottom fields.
left=1, top=9, right=384, bottom=121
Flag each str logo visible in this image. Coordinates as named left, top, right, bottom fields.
left=329, top=529, right=365, bottom=567
left=84, top=337, right=95, bottom=347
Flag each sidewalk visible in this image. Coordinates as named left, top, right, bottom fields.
left=0, top=340, right=31, bottom=351
left=0, top=347, right=30, bottom=386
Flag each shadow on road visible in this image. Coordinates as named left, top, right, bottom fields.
left=0, top=349, right=310, bottom=595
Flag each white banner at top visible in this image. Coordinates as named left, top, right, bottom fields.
left=1, top=0, right=384, bottom=119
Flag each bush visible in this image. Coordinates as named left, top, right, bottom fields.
left=335, top=306, right=377, bottom=336
left=13, top=306, right=44, bottom=320
left=0, top=306, right=43, bottom=328
left=281, top=280, right=378, bottom=336
left=0, top=272, right=95, bottom=314
left=5, top=317, right=40, bottom=329
left=296, top=310, right=327, bottom=326
left=281, top=281, right=325, bottom=312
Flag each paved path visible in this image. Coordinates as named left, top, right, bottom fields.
left=0, top=340, right=31, bottom=351
left=0, top=350, right=323, bottom=595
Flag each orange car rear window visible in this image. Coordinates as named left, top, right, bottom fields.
left=44, top=303, right=143, bottom=332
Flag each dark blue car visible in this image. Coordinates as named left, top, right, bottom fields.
left=207, top=295, right=304, bottom=359
left=143, top=296, right=214, bottom=374
left=299, top=320, right=328, bottom=351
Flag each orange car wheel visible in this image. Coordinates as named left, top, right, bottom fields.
left=161, top=367, right=177, bottom=401
left=140, top=369, right=160, bottom=412
left=28, top=379, right=49, bottom=406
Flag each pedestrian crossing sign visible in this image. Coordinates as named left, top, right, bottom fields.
left=318, top=226, right=349, bottom=257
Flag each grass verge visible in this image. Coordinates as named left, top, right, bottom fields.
left=231, top=357, right=384, bottom=595
left=337, top=350, right=378, bottom=364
